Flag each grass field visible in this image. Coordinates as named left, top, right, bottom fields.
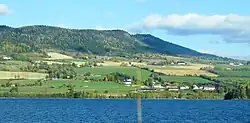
left=147, top=63, right=217, bottom=77
left=0, top=71, right=47, bottom=79
left=161, top=76, right=214, bottom=84
left=215, top=64, right=250, bottom=69
left=0, top=79, right=38, bottom=85
left=214, top=77, right=250, bottom=84
left=46, top=80, right=134, bottom=93
left=75, top=66, right=151, bottom=80
left=0, top=80, right=134, bottom=94
left=169, top=64, right=214, bottom=70
left=46, top=52, right=73, bottom=60
left=0, top=60, right=30, bottom=71
left=154, top=69, right=217, bottom=77
left=213, top=70, right=250, bottom=77
left=97, top=61, right=147, bottom=67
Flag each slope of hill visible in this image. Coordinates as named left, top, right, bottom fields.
left=0, top=25, right=217, bottom=57
left=132, top=34, right=202, bottom=56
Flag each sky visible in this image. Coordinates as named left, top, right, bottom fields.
left=1, top=0, right=250, bottom=60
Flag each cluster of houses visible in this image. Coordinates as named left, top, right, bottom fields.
left=229, top=62, right=244, bottom=67
left=2, top=56, right=12, bottom=60
left=123, top=79, right=216, bottom=92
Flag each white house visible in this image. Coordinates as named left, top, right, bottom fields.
left=239, top=63, right=244, bottom=66
left=199, top=86, right=204, bottom=89
left=167, top=86, right=179, bottom=91
left=123, top=79, right=132, bottom=85
left=3, top=56, right=12, bottom=60
left=179, top=85, right=189, bottom=90
left=203, top=86, right=216, bottom=91
left=229, top=62, right=234, bottom=66
left=229, top=62, right=244, bottom=67
left=169, top=88, right=179, bottom=91
left=177, top=61, right=187, bottom=65
left=153, top=84, right=164, bottom=88
left=192, top=85, right=200, bottom=90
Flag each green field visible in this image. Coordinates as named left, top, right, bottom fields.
left=0, top=60, right=30, bottom=71
left=0, top=80, right=134, bottom=94
left=0, top=71, right=47, bottom=79
left=160, top=76, right=214, bottom=84
left=75, top=67, right=152, bottom=80
left=214, top=77, right=250, bottom=84
left=215, top=64, right=250, bottom=69
left=0, top=79, right=38, bottom=85
left=214, top=70, right=250, bottom=77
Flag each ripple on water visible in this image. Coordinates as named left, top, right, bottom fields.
left=0, top=99, right=249, bottom=123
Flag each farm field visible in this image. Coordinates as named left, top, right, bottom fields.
left=160, top=76, right=214, bottom=84
left=213, top=70, right=250, bottom=77
left=215, top=64, right=250, bottom=69
left=75, top=66, right=151, bottom=80
left=0, top=80, right=134, bottom=94
left=214, top=77, right=250, bottom=84
left=46, top=52, right=73, bottom=60
left=0, top=60, right=30, bottom=71
left=0, top=71, right=47, bottom=79
left=154, top=69, right=217, bottom=77
left=147, top=63, right=217, bottom=77
left=168, top=64, right=213, bottom=70
left=0, top=79, right=38, bottom=85
left=97, top=61, right=147, bottom=67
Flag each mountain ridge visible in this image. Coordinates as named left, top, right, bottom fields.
left=0, top=25, right=226, bottom=59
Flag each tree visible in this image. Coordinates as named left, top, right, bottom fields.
left=247, top=61, right=250, bottom=65
left=145, top=78, right=154, bottom=87
left=246, top=83, right=250, bottom=99
left=224, top=83, right=244, bottom=100
left=67, top=84, right=75, bottom=96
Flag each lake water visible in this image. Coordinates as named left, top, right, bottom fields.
left=0, top=99, right=249, bottom=123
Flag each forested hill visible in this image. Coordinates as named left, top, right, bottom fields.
left=0, top=25, right=214, bottom=57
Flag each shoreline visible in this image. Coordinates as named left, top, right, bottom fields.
left=0, top=97, right=226, bottom=100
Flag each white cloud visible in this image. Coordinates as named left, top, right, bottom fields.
left=0, top=4, right=11, bottom=15
left=129, top=13, right=250, bottom=44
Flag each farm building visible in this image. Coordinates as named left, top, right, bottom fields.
left=229, top=62, right=244, bottom=66
left=192, top=85, right=200, bottom=90
left=139, top=88, right=157, bottom=92
left=167, top=85, right=179, bottom=91
left=153, top=84, right=164, bottom=88
left=179, top=85, right=190, bottom=90
left=203, top=85, right=216, bottom=91
left=177, top=61, right=188, bottom=65
left=123, top=79, right=132, bottom=85
left=2, top=56, right=12, bottom=60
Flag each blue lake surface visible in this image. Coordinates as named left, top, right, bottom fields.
left=0, top=98, right=249, bottom=123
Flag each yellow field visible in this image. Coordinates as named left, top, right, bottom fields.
left=154, top=69, right=217, bottom=77
left=149, top=64, right=217, bottom=77
left=0, top=71, right=47, bottom=79
left=98, top=61, right=147, bottom=67
left=46, top=52, right=73, bottom=60
left=168, top=64, right=214, bottom=70
left=165, top=55, right=189, bottom=60
left=43, top=61, right=65, bottom=65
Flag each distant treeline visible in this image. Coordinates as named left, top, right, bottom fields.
left=0, top=91, right=225, bottom=99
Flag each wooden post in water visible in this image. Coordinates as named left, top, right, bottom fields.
left=137, top=67, right=142, bottom=123
left=137, top=94, right=142, bottom=123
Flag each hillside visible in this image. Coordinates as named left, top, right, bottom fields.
left=133, top=34, right=202, bottom=56
left=0, top=25, right=215, bottom=57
